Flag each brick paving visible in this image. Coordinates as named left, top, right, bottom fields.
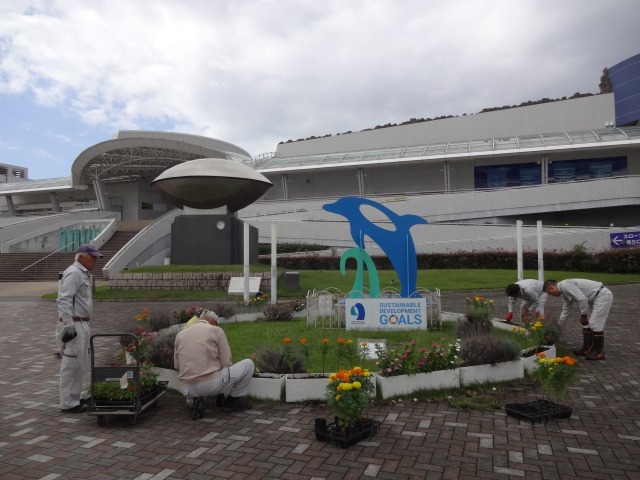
left=1, top=284, right=640, bottom=479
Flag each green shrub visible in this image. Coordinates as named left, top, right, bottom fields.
left=147, top=331, right=178, bottom=369
left=460, top=335, right=521, bottom=366
left=254, top=346, right=306, bottom=374
left=262, top=302, right=295, bottom=321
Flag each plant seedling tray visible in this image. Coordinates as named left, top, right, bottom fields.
left=315, top=419, right=381, bottom=448
left=505, top=399, right=572, bottom=423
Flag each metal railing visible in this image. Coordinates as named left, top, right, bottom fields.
left=20, top=242, right=76, bottom=273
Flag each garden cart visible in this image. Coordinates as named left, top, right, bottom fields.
left=88, top=333, right=167, bottom=426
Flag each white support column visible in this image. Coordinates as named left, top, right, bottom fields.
left=243, top=222, right=250, bottom=303
left=92, top=179, right=111, bottom=211
left=357, top=168, right=365, bottom=197
left=281, top=174, right=289, bottom=200
left=5, top=195, right=16, bottom=216
left=50, top=192, right=61, bottom=212
left=271, top=223, right=277, bottom=304
left=537, top=220, right=544, bottom=282
left=443, top=161, right=450, bottom=192
left=516, top=220, right=524, bottom=281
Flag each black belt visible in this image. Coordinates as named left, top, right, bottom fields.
left=59, top=317, right=91, bottom=322
left=595, top=286, right=604, bottom=297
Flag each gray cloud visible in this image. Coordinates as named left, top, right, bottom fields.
left=1, top=0, right=639, bottom=167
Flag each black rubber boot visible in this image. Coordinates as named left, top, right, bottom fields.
left=573, top=328, right=594, bottom=356
left=191, top=397, right=206, bottom=420
left=223, top=396, right=253, bottom=412
left=586, top=332, right=605, bottom=360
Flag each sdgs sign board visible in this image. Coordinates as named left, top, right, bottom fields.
left=345, top=298, right=427, bottom=331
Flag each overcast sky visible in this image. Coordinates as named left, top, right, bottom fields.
left=1, top=0, right=639, bottom=180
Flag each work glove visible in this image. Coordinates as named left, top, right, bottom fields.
left=505, top=312, right=513, bottom=322
left=61, top=324, right=77, bottom=343
left=579, top=314, right=589, bottom=326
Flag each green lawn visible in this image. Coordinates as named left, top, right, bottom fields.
left=50, top=267, right=640, bottom=301
left=219, top=317, right=529, bottom=374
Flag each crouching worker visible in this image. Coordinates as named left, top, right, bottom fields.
left=174, top=309, right=254, bottom=420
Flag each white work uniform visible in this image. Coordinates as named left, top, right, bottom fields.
left=56, top=261, right=93, bottom=410
left=507, top=279, right=548, bottom=316
left=556, top=279, right=612, bottom=332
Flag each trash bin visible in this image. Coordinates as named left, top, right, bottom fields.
left=284, top=271, right=300, bottom=290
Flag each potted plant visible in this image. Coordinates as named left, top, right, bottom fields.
left=464, top=295, right=495, bottom=333
left=316, top=366, right=379, bottom=448
left=92, top=362, right=161, bottom=405
left=505, top=352, right=578, bottom=423
left=512, top=314, right=561, bottom=373
left=532, top=352, right=579, bottom=404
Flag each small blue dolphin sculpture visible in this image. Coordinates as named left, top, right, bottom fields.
left=323, top=197, right=427, bottom=298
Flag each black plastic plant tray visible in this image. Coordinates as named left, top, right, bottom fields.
left=505, top=399, right=572, bottom=423
left=93, top=382, right=168, bottom=408
left=315, top=419, right=381, bottom=448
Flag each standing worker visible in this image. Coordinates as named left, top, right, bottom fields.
left=543, top=279, right=612, bottom=360
left=504, top=279, right=548, bottom=322
left=56, top=244, right=103, bottom=413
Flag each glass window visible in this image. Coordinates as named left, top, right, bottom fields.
left=548, top=156, right=627, bottom=183
left=474, top=162, right=541, bottom=189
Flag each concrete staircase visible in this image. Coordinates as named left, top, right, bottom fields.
left=0, top=221, right=152, bottom=282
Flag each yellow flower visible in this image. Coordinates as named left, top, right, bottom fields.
left=340, top=382, right=353, bottom=391
left=335, top=394, right=341, bottom=401
left=352, top=381, right=362, bottom=389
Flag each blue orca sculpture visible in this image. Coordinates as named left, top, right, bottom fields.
left=323, top=197, right=427, bottom=298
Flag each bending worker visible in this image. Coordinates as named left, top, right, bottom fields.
left=543, top=279, right=612, bottom=360
left=504, top=279, right=548, bottom=322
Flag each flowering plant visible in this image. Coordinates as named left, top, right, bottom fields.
left=135, top=308, right=149, bottom=326
left=282, top=337, right=295, bottom=373
left=513, top=314, right=559, bottom=349
left=465, top=295, right=495, bottom=321
left=375, top=339, right=460, bottom=377
left=291, top=299, right=305, bottom=312
left=321, top=338, right=330, bottom=375
left=532, top=352, right=578, bottom=403
left=172, top=305, right=203, bottom=323
left=325, top=366, right=375, bottom=431
left=124, top=326, right=155, bottom=363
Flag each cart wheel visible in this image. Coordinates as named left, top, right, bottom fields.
left=128, top=416, right=137, bottom=426
left=97, top=416, right=106, bottom=426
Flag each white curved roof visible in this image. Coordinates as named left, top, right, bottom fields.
left=71, top=131, right=251, bottom=187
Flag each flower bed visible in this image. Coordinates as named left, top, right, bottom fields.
left=375, top=369, right=460, bottom=399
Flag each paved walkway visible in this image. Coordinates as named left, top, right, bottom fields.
left=1, top=284, right=640, bottom=479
